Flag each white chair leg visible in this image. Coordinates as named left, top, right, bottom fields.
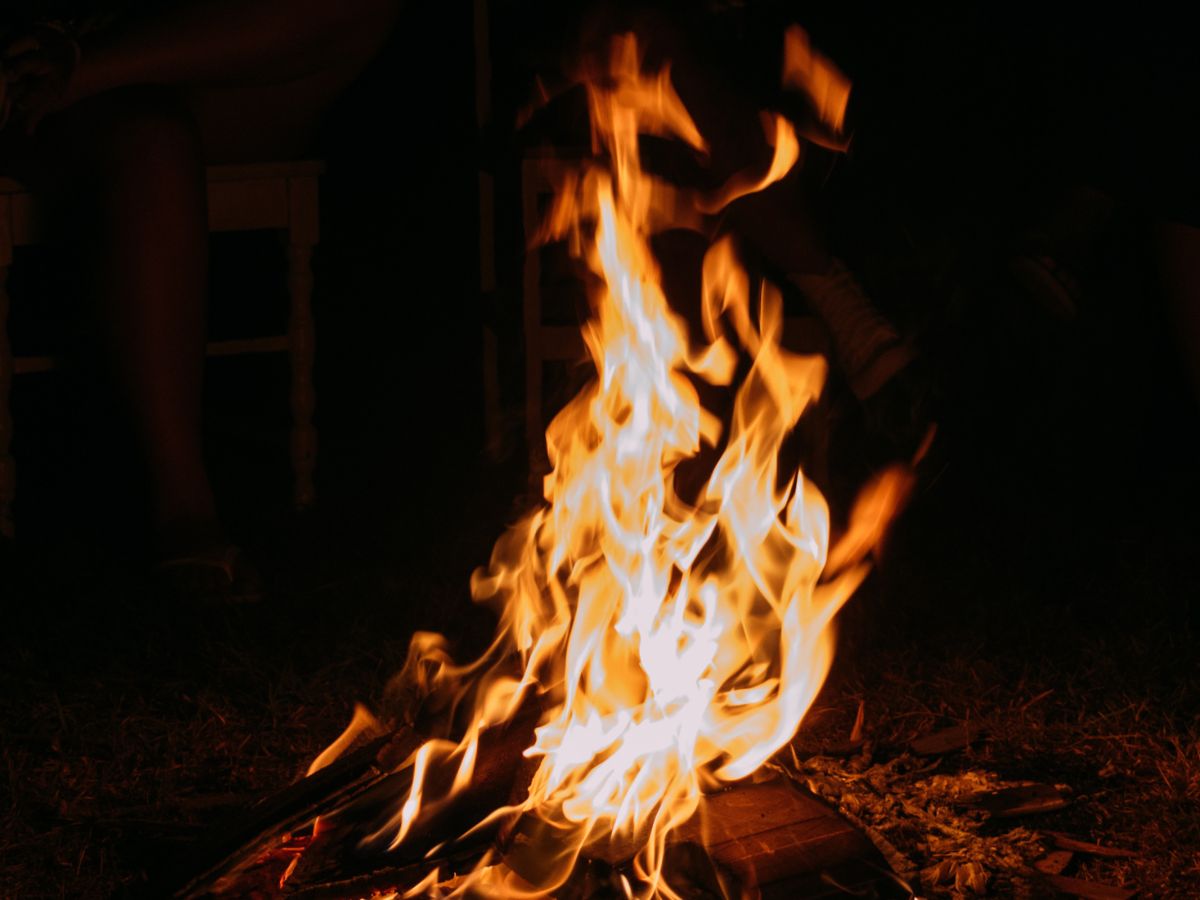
left=0, top=261, right=14, bottom=538
left=287, top=241, right=317, bottom=510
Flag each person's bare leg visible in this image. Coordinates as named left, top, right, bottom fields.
left=3, top=1, right=395, bottom=577
left=45, top=88, right=217, bottom=554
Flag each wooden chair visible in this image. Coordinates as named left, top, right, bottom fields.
left=521, top=153, right=588, bottom=471
left=0, top=160, right=322, bottom=538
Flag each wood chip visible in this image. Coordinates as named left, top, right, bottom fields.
left=1044, top=831, right=1137, bottom=859
left=964, top=783, right=1069, bottom=817
left=1043, top=873, right=1136, bottom=899
left=1034, top=850, right=1074, bottom=875
left=849, top=701, right=865, bottom=744
left=909, top=723, right=979, bottom=756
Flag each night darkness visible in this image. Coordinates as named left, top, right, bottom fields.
left=1, top=3, right=1197, bottom=897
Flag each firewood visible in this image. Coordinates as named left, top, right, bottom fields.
left=502, top=776, right=888, bottom=894
left=284, top=843, right=489, bottom=900
left=963, top=783, right=1069, bottom=817
left=168, top=731, right=417, bottom=899
left=687, top=781, right=872, bottom=888
left=1044, top=831, right=1137, bottom=859
left=288, top=775, right=897, bottom=897
left=176, top=714, right=895, bottom=899
left=282, top=710, right=539, bottom=894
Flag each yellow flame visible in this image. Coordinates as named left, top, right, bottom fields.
left=781, top=25, right=852, bottom=140
left=313, top=28, right=906, bottom=897
left=306, top=702, right=380, bottom=776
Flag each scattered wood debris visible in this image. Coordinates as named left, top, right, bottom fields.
left=770, top=733, right=1151, bottom=900
left=772, top=749, right=1050, bottom=896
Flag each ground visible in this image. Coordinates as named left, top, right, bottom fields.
left=2, top=379, right=1196, bottom=897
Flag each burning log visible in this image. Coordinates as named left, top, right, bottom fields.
left=168, top=736, right=902, bottom=899
left=165, top=708, right=539, bottom=898
left=167, top=730, right=420, bottom=899
left=277, top=778, right=900, bottom=898
left=176, top=23, right=918, bottom=899
left=284, top=711, right=540, bottom=894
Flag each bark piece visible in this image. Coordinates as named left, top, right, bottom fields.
left=1044, top=831, right=1137, bottom=859
left=964, top=783, right=1069, bottom=817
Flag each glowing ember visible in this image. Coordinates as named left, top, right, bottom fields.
left=314, top=28, right=908, bottom=898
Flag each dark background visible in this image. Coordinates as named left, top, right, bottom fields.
left=1, top=3, right=1198, bottom=895
left=4, top=4, right=1199, bottom=610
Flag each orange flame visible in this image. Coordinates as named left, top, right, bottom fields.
left=781, top=25, right=852, bottom=147
left=315, top=28, right=906, bottom=897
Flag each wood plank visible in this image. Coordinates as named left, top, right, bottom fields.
left=676, top=779, right=834, bottom=847
left=681, top=780, right=878, bottom=888
left=1044, top=831, right=1137, bottom=859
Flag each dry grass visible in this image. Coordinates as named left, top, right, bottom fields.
left=785, top=611, right=1200, bottom=898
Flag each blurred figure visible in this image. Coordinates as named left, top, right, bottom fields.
left=511, top=1, right=931, bottom=465
left=0, top=0, right=399, bottom=598
left=568, top=3, right=934, bottom=460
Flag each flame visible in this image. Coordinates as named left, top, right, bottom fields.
left=306, top=702, right=381, bottom=776
left=781, top=25, right=852, bottom=146
left=313, top=28, right=906, bottom=897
